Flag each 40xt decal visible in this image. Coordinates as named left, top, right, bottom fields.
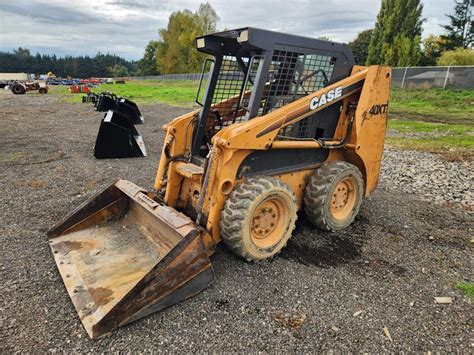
left=369, top=104, right=388, bottom=115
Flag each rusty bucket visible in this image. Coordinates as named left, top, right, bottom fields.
left=48, top=180, right=214, bottom=339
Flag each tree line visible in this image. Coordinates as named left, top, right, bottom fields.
left=139, top=0, right=473, bottom=75
left=138, top=2, right=218, bottom=75
left=2, top=1, right=472, bottom=77
left=0, top=47, right=137, bottom=78
left=349, top=0, right=473, bottom=66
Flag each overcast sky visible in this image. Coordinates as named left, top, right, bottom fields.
left=0, top=0, right=453, bottom=60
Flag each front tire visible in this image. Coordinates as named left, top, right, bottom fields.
left=304, top=161, right=364, bottom=231
left=220, top=177, right=297, bottom=261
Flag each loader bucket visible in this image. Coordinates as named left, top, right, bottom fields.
left=47, top=180, right=214, bottom=339
left=94, top=111, right=147, bottom=159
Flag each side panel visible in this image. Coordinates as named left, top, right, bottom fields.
left=270, top=169, right=315, bottom=209
left=217, top=68, right=368, bottom=150
left=236, top=149, right=328, bottom=178
left=346, top=66, right=391, bottom=195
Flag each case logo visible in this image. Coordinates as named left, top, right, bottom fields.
left=309, top=86, right=343, bottom=110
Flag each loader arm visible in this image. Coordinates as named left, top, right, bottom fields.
left=216, top=65, right=391, bottom=194
left=216, top=67, right=369, bottom=149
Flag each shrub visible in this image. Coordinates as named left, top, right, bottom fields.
left=437, top=48, right=474, bottom=65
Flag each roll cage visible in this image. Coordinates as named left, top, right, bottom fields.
left=191, top=27, right=355, bottom=158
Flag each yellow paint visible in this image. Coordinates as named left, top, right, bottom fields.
left=153, top=65, right=391, bottom=249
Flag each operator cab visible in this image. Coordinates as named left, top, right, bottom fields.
left=191, top=27, right=355, bottom=158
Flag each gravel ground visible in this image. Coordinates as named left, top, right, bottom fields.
left=1, top=91, right=472, bottom=352
left=381, top=147, right=473, bottom=211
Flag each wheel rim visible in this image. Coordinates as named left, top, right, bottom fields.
left=330, top=177, right=357, bottom=221
left=250, top=197, right=288, bottom=249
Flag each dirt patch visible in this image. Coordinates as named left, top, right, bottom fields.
left=1, top=91, right=472, bottom=352
left=272, top=311, right=307, bottom=331
left=280, top=226, right=362, bottom=268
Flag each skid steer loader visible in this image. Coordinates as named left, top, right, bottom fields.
left=48, top=27, right=391, bottom=339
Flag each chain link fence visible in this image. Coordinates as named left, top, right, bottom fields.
left=133, top=73, right=206, bottom=81
left=133, top=66, right=474, bottom=89
left=392, top=66, right=474, bottom=89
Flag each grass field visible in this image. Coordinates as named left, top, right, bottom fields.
left=49, top=80, right=200, bottom=107
left=388, top=89, right=473, bottom=158
left=390, top=88, right=474, bottom=125
left=386, top=119, right=473, bottom=158
left=50, top=81, right=473, bottom=158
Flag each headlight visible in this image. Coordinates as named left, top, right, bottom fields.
left=197, top=38, right=205, bottom=48
left=238, top=30, right=249, bottom=43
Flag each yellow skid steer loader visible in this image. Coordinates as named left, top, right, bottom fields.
left=48, top=27, right=391, bottom=339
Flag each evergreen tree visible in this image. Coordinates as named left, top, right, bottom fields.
left=0, top=49, right=137, bottom=77
left=13, top=47, right=31, bottom=58
left=348, top=29, right=373, bottom=65
left=420, top=35, right=446, bottom=65
left=108, top=64, right=129, bottom=77
left=366, top=0, right=424, bottom=66
left=138, top=40, right=160, bottom=75
left=441, top=0, right=473, bottom=50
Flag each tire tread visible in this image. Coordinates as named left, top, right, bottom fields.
left=220, top=177, right=297, bottom=261
left=304, top=161, right=363, bottom=231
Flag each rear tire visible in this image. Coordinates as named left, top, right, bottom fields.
left=304, top=161, right=364, bottom=231
left=11, top=83, right=26, bottom=95
left=220, top=177, right=297, bottom=261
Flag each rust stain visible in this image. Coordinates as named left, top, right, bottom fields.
left=89, top=287, right=114, bottom=306
left=272, top=311, right=306, bottom=331
left=29, top=179, right=45, bottom=189
left=62, top=241, right=83, bottom=251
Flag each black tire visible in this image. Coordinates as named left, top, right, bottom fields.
left=11, top=83, right=26, bottom=95
left=220, top=177, right=297, bottom=261
left=38, top=87, right=48, bottom=94
left=304, top=161, right=364, bottom=232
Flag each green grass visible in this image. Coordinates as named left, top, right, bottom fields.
left=387, top=119, right=473, bottom=158
left=390, top=88, right=474, bottom=125
left=50, top=81, right=473, bottom=157
left=388, top=88, right=474, bottom=158
left=388, top=119, right=472, bottom=134
left=457, top=282, right=474, bottom=299
left=50, top=79, right=200, bottom=107
left=386, top=136, right=473, bottom=157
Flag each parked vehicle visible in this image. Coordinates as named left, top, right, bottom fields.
left=10, top=81, right=48, bottom=94
left=48, top=27, right=391, bottom=339
left=0, top=72, right=35, bottom=89
left=46, top=78, right=61, bottom=85
left=69, top=84, right=91, bottom=94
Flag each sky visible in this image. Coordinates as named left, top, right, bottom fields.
left=0, top=0, right=454, bottom=60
